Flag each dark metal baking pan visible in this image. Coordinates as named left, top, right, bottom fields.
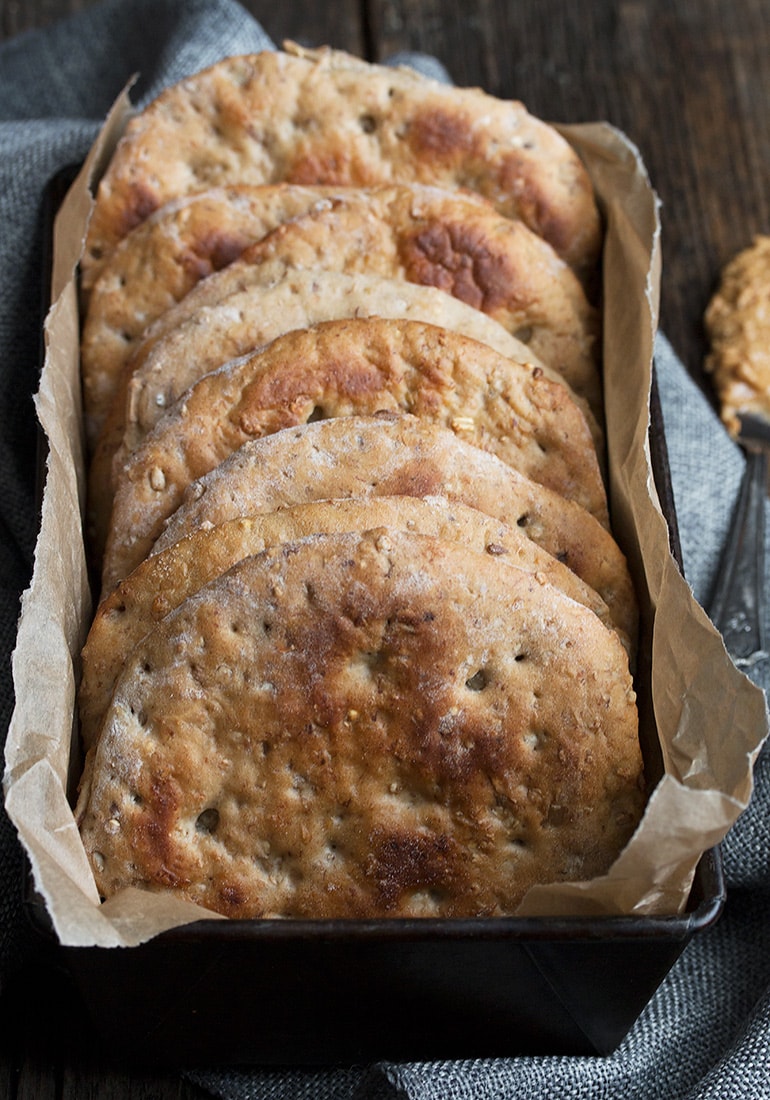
left=45, top=856, right=725, bottom=1065
left=22, top=167, right=726, bottom=1066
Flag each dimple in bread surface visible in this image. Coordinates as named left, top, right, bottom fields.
left=83, top=45, right=602, bottom=288
left=149, top=415, right=636, bottom=648
left=77, top=529, right=643, bottom=919
left=100, top=317, right=607, bottom=595
left=79, top=494, right=620, bottom=753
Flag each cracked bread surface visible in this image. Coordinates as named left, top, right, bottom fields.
left=100, top=318, right=606, bottom=595
left=77, top=529, right=643, bottom=920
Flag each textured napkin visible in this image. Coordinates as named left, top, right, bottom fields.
left=1, top=1, right=768, bottom=1097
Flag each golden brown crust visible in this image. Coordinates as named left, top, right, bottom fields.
left=704, top=235, right=770, bottom=436
left=83, top=46, right=601, bottom=288
left=100, top=319, right=606, bottom=594
left=195, top=187, right=602, bottom=413
left=78, top=494, right=620, bottom=752
left=148, top=414, right=637, bottom=649
left=120, top=270, right=555, bottom=450
left=77, top=529, right=642, bottom=919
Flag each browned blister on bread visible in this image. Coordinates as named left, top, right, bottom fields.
left=77, top=529, right=643, bottom=919
left=82, top=182, right=599, bottom=450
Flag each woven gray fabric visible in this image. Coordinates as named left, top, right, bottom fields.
left=1, top=3, right=768, bottom=1097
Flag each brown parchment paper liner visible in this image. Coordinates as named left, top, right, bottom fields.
left=4, top=93, right=769, bottom=947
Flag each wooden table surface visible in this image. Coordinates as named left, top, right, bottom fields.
left=1, top=0, right=768, bottom=1096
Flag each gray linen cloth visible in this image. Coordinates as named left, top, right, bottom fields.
left=0, top=1, right=768, bottom=1096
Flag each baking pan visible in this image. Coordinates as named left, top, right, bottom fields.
left=27, top=849, right=724, bottom=1064
left=21, top=166, right=725, bottom=1066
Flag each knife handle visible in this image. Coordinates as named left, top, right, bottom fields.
left=709, top=448, right=768, bottom=671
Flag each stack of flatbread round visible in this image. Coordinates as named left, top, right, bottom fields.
left=75, top=43, right=645, bottom=921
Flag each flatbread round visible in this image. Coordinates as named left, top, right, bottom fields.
left=77, top=528, right=643, bottom=919
left=83, top=44, right=601, bottom=285
left=100, top=318, right=607, bottom=593
left=148, top=414, right=637, bottom=648
left=119, top=270, right=558, bottom=453
left=79, top=494, right=621, bottom=751
left=197, top=188, right=600, bottom=412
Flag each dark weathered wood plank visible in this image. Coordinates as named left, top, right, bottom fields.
left=14, top=1057, right=59, bottom=1100
left=0, top=1041, right=18, bottom=1100
left=60, top=1065, right=207, bottom=1099
left=0, top=959, right=215, bottom=1100
left=0, top=0, right=90, bottom=38
left=240, top=0, right=365, bottom=55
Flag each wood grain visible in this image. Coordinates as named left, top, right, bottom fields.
left=0, top=0, right=91, bottom=38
